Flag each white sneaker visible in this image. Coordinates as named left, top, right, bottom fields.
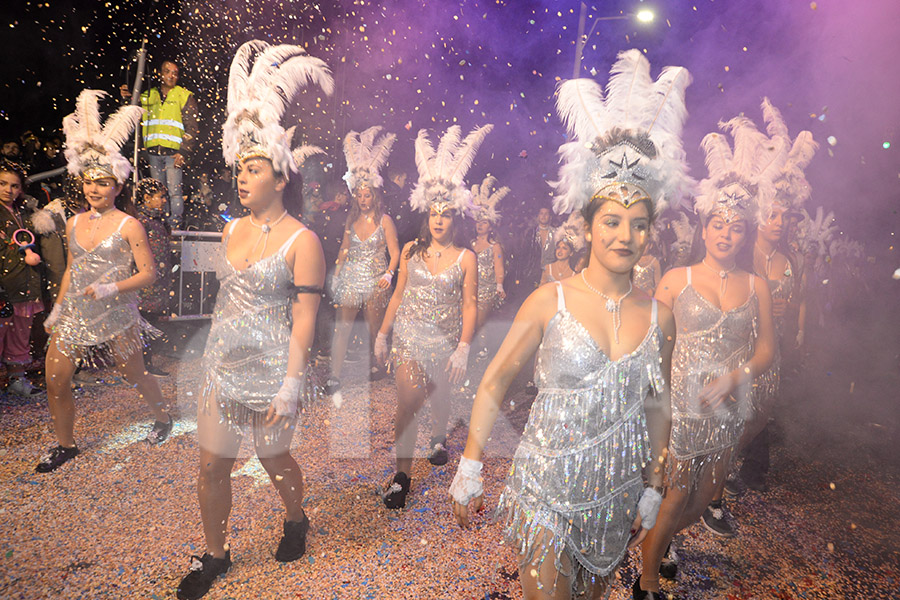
left=7, top=376, right=44, bottom=397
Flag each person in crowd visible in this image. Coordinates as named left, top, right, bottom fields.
left=469, top=175, right=508, bottom=358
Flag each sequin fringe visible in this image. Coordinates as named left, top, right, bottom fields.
left=55, top=320, right=160, bottom=369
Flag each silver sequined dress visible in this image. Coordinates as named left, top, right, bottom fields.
left=475, top=244, right=502, bottom=312
left=201, top=223, right=309, bottom=426
left=392, top=250, right=464, bottom=380
left=331, top=220, right=390, bottom=310
left=498, top=282, right=665, bottom=590
left=668, top=267, right=758, bottom=487
left=54, top=214, right=158, bottom=367
left=752, top=261, right=793, bottom=413
left=633, top=262, right=657, bottom=294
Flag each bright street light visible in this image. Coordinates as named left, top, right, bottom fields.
left=636, top=9, right=655, bottom=23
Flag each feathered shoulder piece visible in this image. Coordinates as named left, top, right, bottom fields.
left=761, top=98, right=818, bottom=213
left=409, top=124, right=493, bottom=215
left=470, top=175, right=509, bottom=223
left=554, top=211, right=587, bottom=253
left=694, top=111, right=789, bottom=225
left=223, top=40, right=333, bottom=178
left=62, top=90, right=143, bottom=183
left=343, top=126, right=396, bottom=191
left=551, top=49, right=693, bottom=217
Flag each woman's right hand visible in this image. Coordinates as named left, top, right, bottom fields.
left=43, top=303, right=63, bottom=333
left=374, top=331, right=390, bottom=364
left=697, top=371, right=737, bottom=409
left=452, top=495, right=483, bottom=529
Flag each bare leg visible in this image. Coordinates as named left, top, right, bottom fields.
left=676, top=450, right=733, bottom=531
left=394, top=361, right=428, bottom=476
left=639, top=484, right=691, bottom=593
left=44, top=340, right=79, bottom=447
left=116, top=348, right=169, bottom=421
left=429, top=366, right=452, bottom=443
left=255, top=422, right=305, bottom=522
left=363, top=301, right=387, bottom=357
left=330, top=305, right=360, bottom=379
left=518, top=527, right=576, bottom=600
left=196, top=400, right=242, bottom=559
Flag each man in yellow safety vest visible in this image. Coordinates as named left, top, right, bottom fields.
left=121, top=59, right=198, bottom=228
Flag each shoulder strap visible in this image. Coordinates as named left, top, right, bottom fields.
left=555, top=281, right=566, bottom=312
left=72, top=213, right=81, bottom=228
left=686, top=265, right=692, bottom=285
left=279, top=227, right=308, bottom=255
left=748, top=273, right=756, bottom=299
left=651, top=298, right=658, bottom=326
left=455, top=249, right=466, bottom=264
left=115, top=215, right=132, bottom=233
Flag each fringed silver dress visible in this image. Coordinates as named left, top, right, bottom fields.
left=497, top=282, right=665, bottom=593
left=201, top=223, right=312, bottom=432
left=752, top=262, right=794, bottom=414
left=632, top=262, right=657, bottom=294
left=475, top=244, right=502, bottom=312
left=668, top=267, right=758, bottom=488
left=392, top=250, right=464, bottom=380
left=54, top=214, right=159, bottom=367
left=331, top=221, right=390, bottom=311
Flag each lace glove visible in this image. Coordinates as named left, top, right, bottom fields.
left=449, top=456, right=483, bottom=506
left=271, top=377, right=303, bottom=417
left=448, top=342, right=470, bottom=372
left=638, top=487, right=663, bottom=530
left=374, top=332, right=389, bottom=362
left=496, top=282, right=504, bottom=294
left=380, top=271, right=393, bottom=286
left=44, top=303, right=63, bottom=329
left=89, top=282, right=119, bottom=299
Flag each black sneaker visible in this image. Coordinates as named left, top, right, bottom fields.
left=659, top=543, right=678, bottom=579
left=146, top=364, right=170, bottom=377
left=176, top=551, right=231, bottom=600
left=701, top=502, right=736, bottom=538
left=324, top=377, right=341, bottom=394
left=632, top=575, right=668, bottom=599
left=724, top=474, right=743, bottom=497
left=427, top=438, right=449, bottom=466
left=369, top=365, right=387, bottom=382
left=146, top=415, right=173, bottom=445
left=275, top=514, right=310, bottom=562
left=35, top=445, right=80, bottom=473
left=383, top=472, right=411, bottom=509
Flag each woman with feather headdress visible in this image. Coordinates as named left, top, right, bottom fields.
left=451, top=49, right=689, bottom=599
left=540, top=211, right=585, bottom=284
left=470, top=175, right=509, bottom=357
left=636, top=114, right=777, bottom=597
left=373, top=124, right=490, bottom=509
left=175, top=41, right=330, bottom=600
left=327, top=126, right=400, bottom=393
left=36, top=90, right=173, bottom=474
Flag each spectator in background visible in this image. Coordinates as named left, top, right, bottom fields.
left=383, top=169, right=417, bottom=247
left=1, top=139, right=22, bottom=161
left=121, top=59, right=199, bottom=229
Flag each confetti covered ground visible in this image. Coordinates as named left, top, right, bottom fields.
left=1, top=318, right=898, bottom=600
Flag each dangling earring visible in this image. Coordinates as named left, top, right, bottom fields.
left=585, top=233, right=592, bottom=242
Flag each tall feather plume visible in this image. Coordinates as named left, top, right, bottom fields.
left=342, top=126, right=395, bottom=190
left=227, top=40, right=268, bottom=111
left=414, top=129, right=435, bottom=181
left=761, top=97, right=790, bottom=139
left=555, top=78, right=606, bottom=142
left=646, top=66, right=692, bottom=138
left=434, top=125, right=461, bottom=181
left=292, top=145, right=324, bottom=167
left=721, top=116, right=771, bottom=179
left=606, top=49, right=653, bottom=127
left=700, top=132, right=734, bottom=176
left=787, top=130, right=817, bottom=171
left=101, top=105, right=144, bottom=150
left=343, top=130, right=364, bottom=173
left=447, top=124, right=493, bottom=185
left=365, top=130, right=396, bottom=174
left=77, top=89, right=104, bottom=143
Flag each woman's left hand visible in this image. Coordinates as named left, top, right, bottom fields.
left=445, top=343, right=470, bottom=385
left=627, top=514, right=649, bottom=549
left=377, top=272, right=392, bottom=289
left=83, top=282, right=118, bottom=300
left=698, top=372, right=737, bottom=409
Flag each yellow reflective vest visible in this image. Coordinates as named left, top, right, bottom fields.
left=140, top=86, right=192, bottom=151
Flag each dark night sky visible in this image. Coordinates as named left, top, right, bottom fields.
left=2, top=0, right=899, bottom=257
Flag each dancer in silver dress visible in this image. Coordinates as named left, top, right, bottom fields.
left=328, top=127, right=400, bottom=391
left=176, top=41, right=330, bottom=600
left=374, top=125, right=490, bottom=508
left=452, top=50, right=691, bottom=599
left=636, top=116, right=777, bottom=598
left=737, top=98, right=816, bottom=494
left=470, top=176, right=508, bottom=357
left=541, top=212, right=584, bottom=284
left=37, top=90, right=172, bottom=473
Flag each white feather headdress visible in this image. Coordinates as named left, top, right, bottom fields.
left=694, top=112, right=789, bottom=226
left=552, top=49, right=693, bottom=217
left=470, top=175, right=509, bottom=223
left=796, top=206, right=836, bottom=258
left=62, top=90, right=143, bottom=183
left=343, top=126, right=396, bottom=191
left=291, top=144, right=324, bottom=169
left=223, top=40, right=334, bottom=178
left=554, top=211, right=587, bottom=253
left=409, top=124, right=493, bottom=215
left=761, top=98, right=818, bottom=215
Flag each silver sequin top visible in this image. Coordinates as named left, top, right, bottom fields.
left=633, top=261, right=657, bottom=294
left=754, top=261, right=793, bottom=411
left=332, top=220, right=390, bottom=310
left=201, top=223, right=307, bottom=416
left=474, top=244, right=502, bottom=311
left=669, top=267, right=757, bottom=482
left=498, top=282, right=665, bottom=581
left=54, top=214, right=153, bottom=366
left=392, top=250, right=464, bottom=378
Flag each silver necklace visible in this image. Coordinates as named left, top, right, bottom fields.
left=580, top=271, right=632, bottom=344
left=702, top=258, right=736, bottom=294
left=755, top=246, right=777, bottom=279
left=247, top=210, right=288, bottom=261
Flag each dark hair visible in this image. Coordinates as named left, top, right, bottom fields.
left=692, top=217, right=757, bottom=272
left=405, top=209, right=466, bottom=260
left=136, top=178, right=169, bottom=203
left=0, top=157, right=27, bottom=184
left=113, top=180, right=138, bottom=217
left=283, top=172, right=304, bottom=218
left=158, top=58, right=181, bottom=72
left=580, top=196, right=655, bottom=229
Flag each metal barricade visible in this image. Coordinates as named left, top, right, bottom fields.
left=167, top=230, right=222, bottom=321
